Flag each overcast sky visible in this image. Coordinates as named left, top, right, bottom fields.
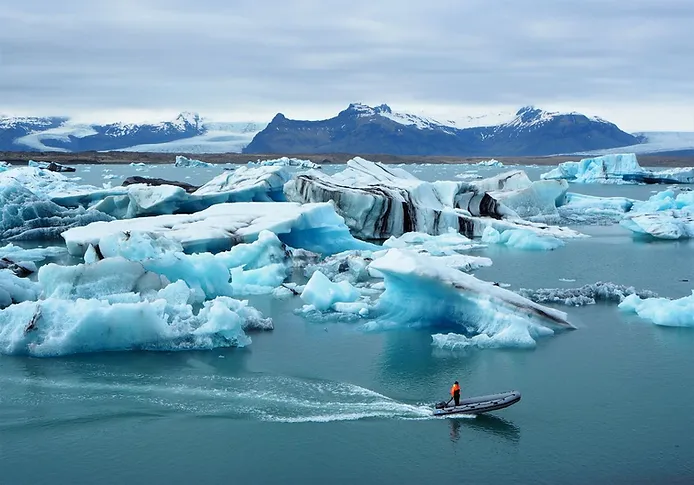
left=1, top=0, right=693, bottom=131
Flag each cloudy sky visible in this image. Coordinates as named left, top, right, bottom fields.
left=1, top=0, right=693, bottom=131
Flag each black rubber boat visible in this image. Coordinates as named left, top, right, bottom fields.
left=433, top=390, right=521, bottom=416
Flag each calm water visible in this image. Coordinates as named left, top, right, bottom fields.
left=1, top=163, right=693, bottom=485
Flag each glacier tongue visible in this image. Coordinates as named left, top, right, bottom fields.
left=365, top=249, right=573, bottom=348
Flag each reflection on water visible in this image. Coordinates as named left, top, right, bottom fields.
left=448, top=414, right=521, bottom=444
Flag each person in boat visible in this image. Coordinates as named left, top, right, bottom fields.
left=451, top=381, right=461, bottom=406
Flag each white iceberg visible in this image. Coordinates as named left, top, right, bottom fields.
left=476, top=159, right=504, bottom=167
left=285, top=157, right=582, bottom=240
left=558, top=193, right=635, bottom=224
left=0, top=244, right=67, bottom=263
left=620, top=211, right=694, bottom=240
left=174, top=155, right=213, bottom=168
left=55, top=165, right=292, bottom=218
left=0, top=161, right=10, bottom=172
left=61, top=202, right=375, bottom=257
left=251, top=157, right=321, bottom=169
left=0, top=270, right=40, bottom=309
left=481, top=226, right=564, bottom=251
left=300, top=271, right=362, bottom=311
left=618, top=291, right=694, bottom=327
left=0, top=293, right=271, bottom=357
left=366, top=249, right=573, bottom=348
left=541, top=153, right=694, bottom=185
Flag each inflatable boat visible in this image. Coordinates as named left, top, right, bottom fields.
left=433, top=390, right=521, bottom=416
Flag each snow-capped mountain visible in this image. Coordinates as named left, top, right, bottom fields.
left=243, top=103, right=640, bottom=156
left=0, top=112, right=266, bottom=153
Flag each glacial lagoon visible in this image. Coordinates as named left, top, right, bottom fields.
left=1, top=161, right=694, bottom=485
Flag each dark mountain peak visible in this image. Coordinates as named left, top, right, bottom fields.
left=270, top=113, right=287, bottom=123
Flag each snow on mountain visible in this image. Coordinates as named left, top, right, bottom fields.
left=15, top=123, right=99, bottom=152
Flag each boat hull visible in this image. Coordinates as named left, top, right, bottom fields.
left=433, top=390, right=521, bottom=416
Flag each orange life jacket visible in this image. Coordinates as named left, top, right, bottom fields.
left=451, top=384, right=460, bottom=396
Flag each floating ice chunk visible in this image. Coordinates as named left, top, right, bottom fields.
left=56, top=166, right=291, bottom=218
left=0, top=166, right=87, bottom=197
left=431, top=326, right=546, bottom=350
left=284, top=157, right=579, bottom=240
left=130, top=162, right=146, bottom=167
left=470, top=170, right=532, bottom=193
left=175, top=155, right=213, bottom=168
left=250, top=157, right=321, bottom=169
left=0, top=295, right=270, bottom=357
left=481, top=226, right=564, bottom=250
left=558, top=192, right=635, bottom=224
left=382, top=230, right=485, bottom=255
left=488, top=179, right=568, bottom=221
left=476, top=159, right=504, bottom=167
left=518, top=282, right=658, bottom=306
left=304, top=250, right=375, bottom=285
left=541, top=154, right=644, bottom=184
left=366, top=250, right=573, bottom=344
left=618, top=291, right=694, bottom=327
left=0, top=161, right=10, bottom=172
left=0, top=243, right=66, bottom=263
left=300, top=271, right=361, bottom=311
left=38, top=257, right=169, bottom=301
left=0, top=180, right=113, bottom=241
left=0, top=270, right=40, bottom=308
left=620, top=211, right=694, bottom=240
left=62, top=202, right=375, bottom=256
left=88, top=230, right=291, bottom=299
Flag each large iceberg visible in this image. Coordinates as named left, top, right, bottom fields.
left=0, top=179, right=113, bottom=241
left=285, top=157, right=581, bottom=240
left=541, top=153, right=694, bottom=185
left=0, top=291, right=271, bottom=357
left=366, top=249, right=573, bottom=348
left=558, top=193, right=635, bottom=224
left=55, top=166, right=291, bottom=218
left=62, top=202, right=376, bottom=256
left=620, top=190, right=694, bottom=239
left=618, top=291, right=694, bottom=327
left=251, top=157, right=321, bottom=169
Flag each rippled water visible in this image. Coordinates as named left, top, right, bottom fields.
left=1, top=162, right=693, bottom=485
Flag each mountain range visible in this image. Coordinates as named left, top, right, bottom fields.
left=0, top=104, right=691, bottom=157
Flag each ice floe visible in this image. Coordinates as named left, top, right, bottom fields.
left=0, top=270, right=40, bottom=309
left=619, top=291, right=694, bottom=327
left=481, top=226, right=564, bottom=250
left=174, top=155, right=213, bottom=168
left=250, top=157, right=321, bottom=169
left=518, top=282, right=659, bottom=307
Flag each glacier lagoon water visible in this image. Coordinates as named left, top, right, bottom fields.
left=2, top=162, right=694, bottom=484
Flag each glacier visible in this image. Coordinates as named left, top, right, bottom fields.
left=61, top=202, right=376, bottom=256
left=518, top=282, right=659, bottom=307
left=0, top=292, right=271, bottom=357
left=366, top=249, right=574, bottom=348
left=284, top=157, right=582, bottom=240
left=618, top=291, right=694, bottom=327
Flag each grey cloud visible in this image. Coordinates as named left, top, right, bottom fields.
left=1, top=0, right=693, bottom=129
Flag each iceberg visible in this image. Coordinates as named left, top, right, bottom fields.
left=620, top=211, right=694, bottom=240
left=558, top=193, right=635, bottom=224
left=518, top=282, right=659, bottom=306
left=366, top=249, right=573, bottom=348
left=481, top=226, right=564, bottom=251
left=382, top=230, right=486, bottom=254
left=472, top=171, right=568, bottom=220
left=0, top=161, right=10, bottom=172
left=541, top=153, right=694, bottom=185
left=0, top=180, right=113, bottom=241
left=304, top=250, right=376, bottom=285
left=174, top=155, right=213, bottom=168
left=251, top=157, right=321, bottom=169
left=300, top=271, right=362, bottom=311
left=0, top=293, right=271, bottom=357
left=54, top=165, right=291, bottom=218
left=0, top=270, right=40, bottom=308
left=285, top=157, right=581, bottom=240
left=0, top=243, right=67, bottom=263
left=62, top=202, right=375, bottom=256
left=618, top=291, right=694, bottom=327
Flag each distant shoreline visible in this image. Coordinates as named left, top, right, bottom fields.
left=2, top=151, right=694, bottom=167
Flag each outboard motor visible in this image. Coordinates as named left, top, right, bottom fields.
left=435, top=401, right=447, bottom=409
